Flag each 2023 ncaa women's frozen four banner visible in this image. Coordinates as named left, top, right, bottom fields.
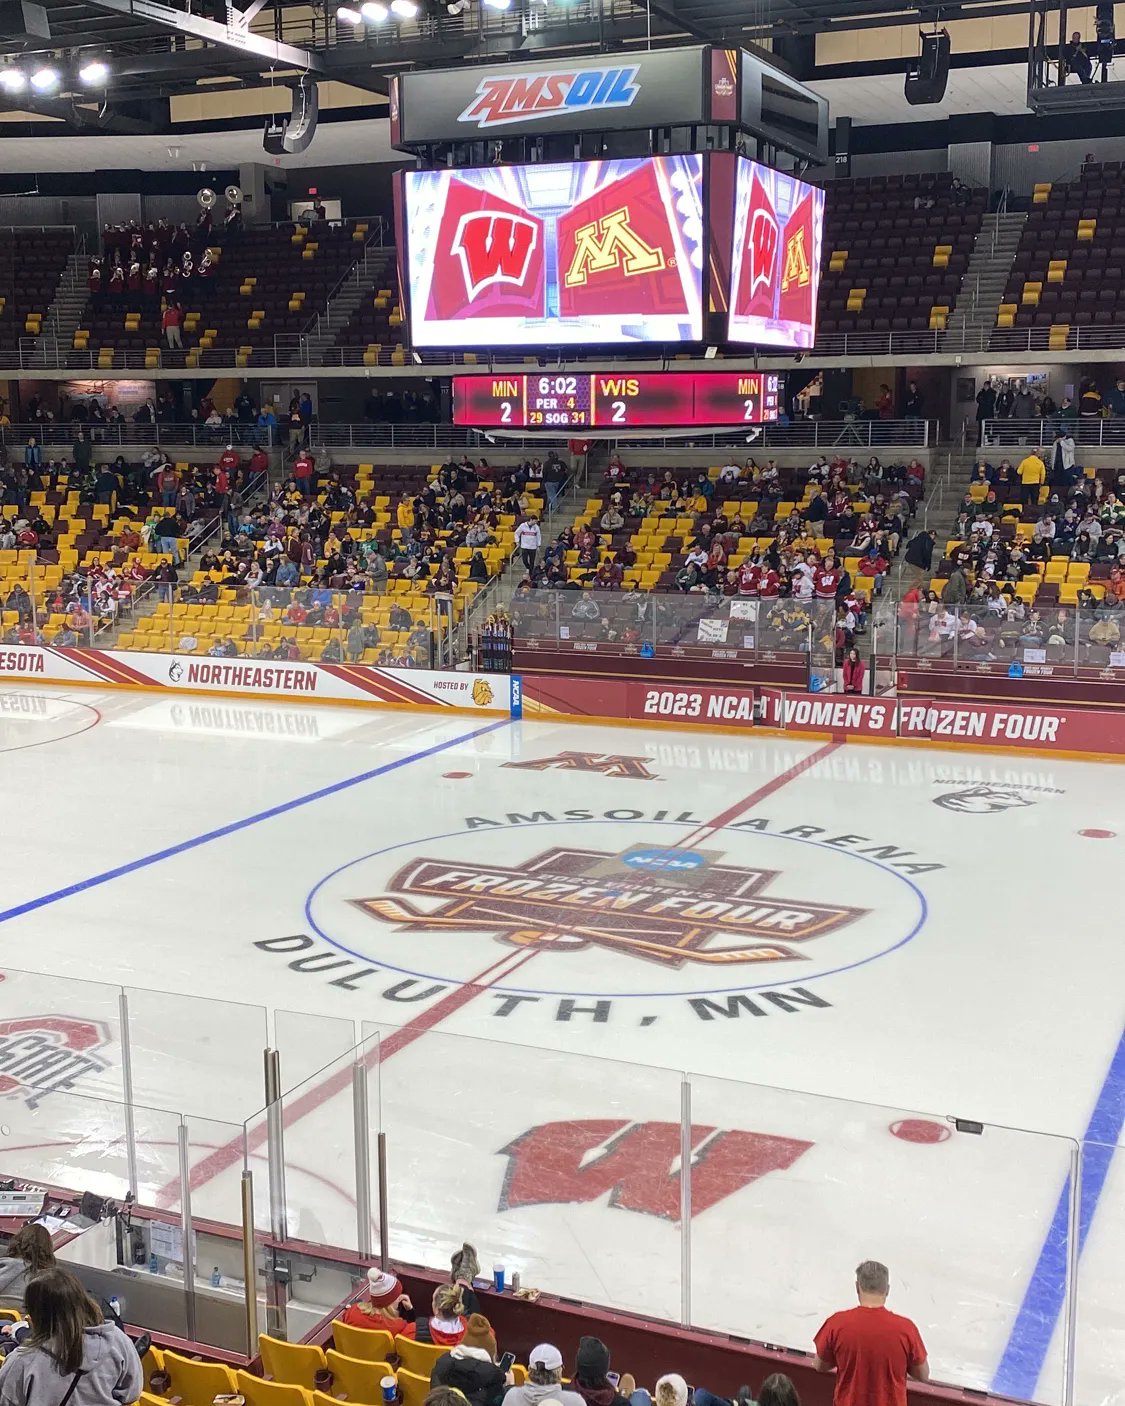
left=0, top=645, right=510, bottom=712
left=400, top=156, right=705, bottom=347
left=519, top=676, right=1125, bottom=755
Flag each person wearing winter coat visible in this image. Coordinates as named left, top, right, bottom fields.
left=430, top=1315, right=509, bottom=1406
left=0, top=1268, right=142, bottom=1406
left=842, top=648, right=866, bottom=694
left=0, top=1227, right=55, bottom=1310
left=503, top=1345, right=585, bottom=1406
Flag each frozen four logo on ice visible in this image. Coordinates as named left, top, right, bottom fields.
left=457, top=66, right=641, bottom=129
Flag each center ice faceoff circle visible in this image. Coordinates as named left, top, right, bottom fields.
left=304, top=819, right=929, bottom=999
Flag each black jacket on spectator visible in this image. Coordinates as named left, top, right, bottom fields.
left=431, top=1348, right=506, bottom=1406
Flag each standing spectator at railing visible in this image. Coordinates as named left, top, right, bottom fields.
left=256, top=403, right=278, bottom=447
left=24, top=436, right=41, bottom=472
left=1106, top=377, right=1125, bottom=418
left=813, top=1261, right=928, bottom=1406
left=975, top=380, right=996, bottom=445
left=162, top=302, right=183, bottom=351
left=1079, top=379, right=1103, bottom=417
left=903, top=381, right=924, bottom=425
left=842, top=647, right=865, bottom=694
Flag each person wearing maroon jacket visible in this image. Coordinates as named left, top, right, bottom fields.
left=127, top=260, right=142, bottom=292
left=814, top=554, right=843, bottom=600
left=109, top=260, right=125, bottom=296
left=161, top=261, right=178, bottom=298
left=143, top=262, right=159, bottom=298
left=88, top=257, right=103, bottom=295
left=218, top=443, right=241, bottom=478
left=758, top=565, right=781, bottom=597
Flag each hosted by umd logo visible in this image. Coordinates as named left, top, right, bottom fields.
left=353, top=844, right=866, bottom=968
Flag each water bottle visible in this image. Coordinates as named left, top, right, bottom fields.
left=211, top=1266, right=221, bottom=1288
left=148, top=1252, right=158, bottom=1274
left=108, top=1296, right=121, bottom=1320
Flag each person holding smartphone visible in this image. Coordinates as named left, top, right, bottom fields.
left=429, top=1315, right=511, bottom=1406
left=571, top=1338, right=643, bottom=1406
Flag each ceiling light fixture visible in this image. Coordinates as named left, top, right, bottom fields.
left=336, top=5, right=363, bottom=21
left=29, top=65, right=60, bottom=92
left=360, top=2, right=389, bottom=18
left=390, top=0, right=419, bottom=18
left=78, top=59, right=109, bottom=84
left=481, top=0, right=513, bottom=10
left=0, top=67, right=26, bottom=92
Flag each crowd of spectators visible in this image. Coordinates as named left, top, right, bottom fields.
left=333, top=1250, right=925, bottom=1406
left=976, top=375, right=1125, bottom=444
left=899, top=440, right=1125, bottom=663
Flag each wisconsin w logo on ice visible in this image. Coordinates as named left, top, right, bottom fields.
left=0, top=1016, right=111, bottom=1109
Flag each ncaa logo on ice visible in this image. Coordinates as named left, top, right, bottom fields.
left=272, top=803, right=942, bottom=1023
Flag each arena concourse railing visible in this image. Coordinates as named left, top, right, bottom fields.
left=2, top=965, right=1117, bottom=1406
left=0, top=418, right=939, bottom=453
left=978, top=416, right=1125, bottom=448
left=7, top=324, right=1125, bottom=373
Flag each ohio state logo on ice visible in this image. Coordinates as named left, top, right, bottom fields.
left=0, top=1015, right=111, bottom=1108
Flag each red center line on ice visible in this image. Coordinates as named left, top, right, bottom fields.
left=158, top=739, right=842, bottom=1208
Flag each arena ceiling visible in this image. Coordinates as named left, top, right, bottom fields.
left=0, top=0, right=1033, bottom=132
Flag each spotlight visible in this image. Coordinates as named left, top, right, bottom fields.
left=336, top=5, right=362, bottom=20
left=79, top=59, right=109, bottom=85
left=29, top=66, right=60, bottom=92
left=482, top=0, right=512, bottom=9
left=0, top=66, right=26, bottom=92
left=390, top=0, right=418, bottom=17
left=360, top=2, right=388, bottom=17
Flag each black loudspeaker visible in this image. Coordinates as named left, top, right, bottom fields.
left=833, top=116, right=852, bottom=176
left=904, top=29, right=951, bottom=106
left=263, top=76, right=319, bottom=155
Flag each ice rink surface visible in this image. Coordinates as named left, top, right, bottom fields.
left=0, top=686, right=1122, bottom=1406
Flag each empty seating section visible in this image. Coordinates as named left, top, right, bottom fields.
left=818, top=173, right=985, bottom=336
left=333, top=251, right=408, bottom=362
left=0, top=229, right=72, bottom=348
left=998, top=161, right=1125, bottom=344
left=77, top=220, right=373, bottom=366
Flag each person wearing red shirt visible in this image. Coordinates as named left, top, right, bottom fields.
left=293, top=449, right=315, bottom=497
left=218, top=445, right=241, bottom=477
left=248, top=446, right=269, bottom=478
left=339, top=1269, right=417, bottom=1338
left=813, top=555, right=843, bottom=600
left=737, top=559, right=761, bottom=595
left=162, top=302, right=183, bottom=350
left=814, top=1261, right=928, bottom=1406
left=758, top=566, right=781, bottom=597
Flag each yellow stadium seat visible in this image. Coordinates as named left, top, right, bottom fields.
left=238, top=1372, right=313, bottom=1406
left=164, top=1352, right=237, bottom=1406
left=394, top=1336, right=448, bottom=1376
left=330, top=1322, right=395, bottom=1362
left=260, top=1335, right=327, bottom=1391
left=395, top=1371, right=430, bottom=1406
left=324, top=1350, right=391, bottom=1404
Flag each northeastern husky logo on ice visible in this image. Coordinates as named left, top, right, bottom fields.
left=0, top=1016, right=112, bottom=1108
left=353, top=844, right=866, bottom=968
left=933, top=784, right=1034, bottom=815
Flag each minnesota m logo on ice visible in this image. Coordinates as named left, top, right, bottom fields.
left=0, top=1016, right=111, bottom=1108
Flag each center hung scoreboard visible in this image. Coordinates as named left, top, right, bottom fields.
left=452, top=371, right=782, bottom=429
left=389, top=48, right=827, bottom=354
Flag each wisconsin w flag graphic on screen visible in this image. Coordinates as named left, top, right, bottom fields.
left=402, top=155, right=704, bottom=347
left=728, top=158, right=823, bottom=349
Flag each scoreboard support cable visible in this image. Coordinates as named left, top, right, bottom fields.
left=453, top=372, right=783, bottom=429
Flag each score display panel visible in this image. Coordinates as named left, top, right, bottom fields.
left=453, top=372, right=782, bottom=429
